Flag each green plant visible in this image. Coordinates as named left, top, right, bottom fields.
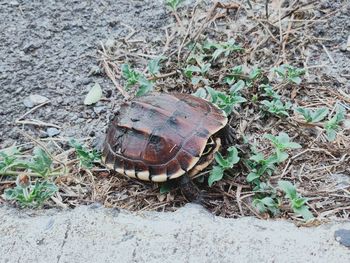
left=165, top=0, right=185, bottom=11
left=121, top=64, right=140, bottom=87
left=296, top=107, right=329, bottom=123
left=208, top=146, right=240, bottom=186
left=246, top=152, right=277, bottom=186
left=261, top=84, right=281, bottom=99
left=261, top=99, right=291, bottom=117
left=194, top=81, right=246, bottom=115
left=224, top=65, right=243, bottom=85
left=278, top=180, right=314, bottom=221
left=204, top=39, right=244, bottom=61
left=147, top=57, right=165, bottom=76
left=0, top=147, right=20, bottom=172
left=121, top=64, right=154, bottom=96
left=264, top=132, right=301, bottom=162
left=325, top=105, right=346, bottom=141
left=0, top=147, right=54, bottom=178
left=273, top=64, right=305, bottom=85
left=252, top=196, right=280, bottom=216
left=3, top=175, right=58, bottom=208
left=69, top=139, right=100, bottom=169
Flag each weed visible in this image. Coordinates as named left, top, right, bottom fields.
left=253, top=196, right=280, bottom=216
left=3, top=175, right=58, bottom=208
left=121, top=64, right=154, bottom=96
left=147, top=57, right=164, bottom=76
left=296, top=107, right=329, bottom=123
left=121, top=64, right=140, bottom=87
left=325, top=105, right=346, bottom=141
left=261, top=99, right=292, bottom=117
left=69, top=139, right=100, bottom=169
left=278, top=180, right=314, bottom=220
left=165, top=0, right=185, bottom=11
left=273, top=64, right=305, bottom=84
left=204, top=39, right=244, bottom=61
left=208, top=146, right=240, bottom=186
left=264, top=132, right=301, bottom=162
left=260, top=84, right=281, bottom=100
left=194, top=81, right=246, bottom=115
left=224, top=65, right=243, bottom=85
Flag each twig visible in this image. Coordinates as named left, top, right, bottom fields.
left=15, top=119, right=61, bottom=129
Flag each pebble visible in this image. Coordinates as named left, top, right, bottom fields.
left=93, top=105, right=107, bottom=115
left=335, top=229, right=350, bottom=248
left=46, top=127, right=60, bottom=137
left=23, top=94, right=49, bottom=108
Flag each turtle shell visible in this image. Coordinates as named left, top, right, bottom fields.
left=102, top=92, right=227, bottom=182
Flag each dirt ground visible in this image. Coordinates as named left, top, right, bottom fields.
left=0, top=0, right=350, bottom=220
left=0, top=0, right=170, bottom=147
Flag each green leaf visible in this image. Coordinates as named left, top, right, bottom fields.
left=192, top=88, right=207, bottom=99
left=247, top=172, right=260, bottom=182
left=226, top=146, right=240, bottom=166
left=147, top=57, right=164, bottom=76
left=278, top=180, right=297, bottom=200
left=249, top=68, right=262, bottom=80
left=121, top=64, right=140, bottom=87
left=293, top=205, right=314, bottom=221
left=214, top=152, right=229, bottom=168
left=311, top=108, right=329, bottom=122
left=208, top=166, right=224, bottom=186
left=84, top=83, right=102, bottom=105
left=136, top=77, right=154, bottom=97
left=29, top=148, right=52, bottom=177
left=326, top=128, right=337, bottom=141
left=229, top=80, right=245, bottom=94
left=165, top=0, right=185, bottom=11
left=184, top=65, right=201, bottom=78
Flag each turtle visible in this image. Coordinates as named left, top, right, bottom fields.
left=102, top=92, right=233, bottom=186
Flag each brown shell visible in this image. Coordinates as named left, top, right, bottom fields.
left=102, top=93, right=227, bottom=182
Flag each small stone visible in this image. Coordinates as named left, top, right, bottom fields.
left=23, top=98, right=34, bottom=108
left=46, top=128, right=60, bottom=137
left=23, top=94, right=49, bottom=108
left=93, top=105, right=106, bottom=115
left=335, top=229, right=350, bottom=248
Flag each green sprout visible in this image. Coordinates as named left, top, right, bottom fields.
left=208, top=146, right=240, bottom=186
left=165, top=0, right=185, bottom=11
left=69, top=139, right=100, bottom=169
left=325, top=105, right=346, bottom=141
left=273, top=64, right=305, bottom=85
left=296, top=107, right=329, bottom=123
left=261, top=99, right=291, bottom=117
left=204, top=39, right=244, bottom=61
left=278, top=180, right=314, bottom=221
left=3, top=175, right=58, bottom=208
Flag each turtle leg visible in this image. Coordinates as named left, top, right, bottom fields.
left=179, top=174, right=202, bottom=203
left=219, top=124, right=236, bottom=149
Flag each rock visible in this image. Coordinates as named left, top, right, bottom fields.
left=46, top=128, right=60, bottom=137
left=335, top=229, right=350, bottom=248
left=23, top=94, right=49, bottom=108
left=93, top=105, right=106, bottom=115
